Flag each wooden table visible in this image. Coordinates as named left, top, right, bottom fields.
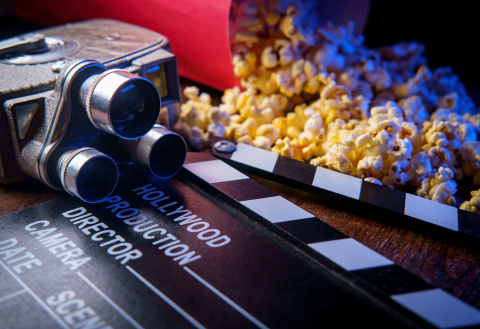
left=2, top=77, right=480, bottom=311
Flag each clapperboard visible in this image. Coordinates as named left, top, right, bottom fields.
left=1, top=151, right=480, bottom=328
left=210, top=137, right=480, bottom=239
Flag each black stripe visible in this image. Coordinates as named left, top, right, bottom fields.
left=458, top=209, right=480, bottom=238
left=353, top=265, right=435, bottom=296
left=185, top=151, right=217, bottom=164
left=272, top=156, right=317, bottom=185
left=359, top=180, right=406, bottom=214
left=275, top=217, right=348, bottom=243
left=212, top=179, right=277, bottom=202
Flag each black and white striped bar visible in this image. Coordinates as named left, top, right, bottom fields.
left=210, top=138, right=480, bottom=240
left=183, top=152, right=480, bottom=329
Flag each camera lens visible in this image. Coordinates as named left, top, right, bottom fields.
left=80, top=70, right=160, bottom=139
left=119, top=125, right=187, bottom=179
left=76, top=157, right=118, bottom=202
left=148, top=132, right=187, bottom=178
left=57, top=148, right=118, bottom=203
left=109, top=80, right=157, bottom=138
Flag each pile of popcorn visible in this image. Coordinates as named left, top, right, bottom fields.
left=177, top=1, right=480, bottom=210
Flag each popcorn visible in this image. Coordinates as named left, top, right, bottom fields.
left=276, top=40, right=294, bottom=66
left=298, top=116, right=325, bottom=142
left=265, top=11, right=280, bottom=26
left=387, top=138, right=412, bottom=161
left=358, top=156, right=383, bottom=172
left=398, top=96, right=430, bottom=125
left=184, top=86, right=200, bottom=100
left=405, top=152, right=432, bottom=185
left=302, top=142, right=320, bottom=161
left=253, top=136, right=272, bottom=150
left=261, top=47, right=278, bottom=69
left=232, top=49, right=257, bottom=77
left=187, top=126, right=209, bottom=151
left=393, top=65, right=431, bottom=98
left=221, top=86, right=241, bottom=114
left=234, top=117, right=258, bottom=141
left=180, top=103, right=208, bottom=131
left=382, top=160, right=410, bottom=188
left=272, top=137, right=302, bottom=161
left=423, top=120, right=460, bottom=149
left=177, top=1, right=480, bottom=208
left=461, top=190, right=480, bottom=214
left=365, top=177, right=382, bottom=185
left=210, top=107, right=231, bottom=126
left=256, top=124, right=280, bottom=144
left=415, top=167, right=457, bottom=205
left=208, top=122, right=226, bottom=138
left=457, top=124, right=476, bottom=143
left=237, top=135, right=253, bottom=145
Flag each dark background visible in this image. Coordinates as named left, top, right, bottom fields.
left=363, top=1, right=480, bottom=102
left=1, top=0, right=479, bottom=102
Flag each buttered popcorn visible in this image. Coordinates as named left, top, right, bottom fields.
left=177, top=0, right=480, bottom=210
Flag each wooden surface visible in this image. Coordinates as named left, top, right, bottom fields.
left=2, top=78, right=480, bottom=312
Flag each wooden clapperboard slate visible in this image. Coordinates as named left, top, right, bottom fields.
left=0, top=155, right=475, bottom=329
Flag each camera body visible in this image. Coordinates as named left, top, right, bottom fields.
left=0, top=19, right=184, bottom=201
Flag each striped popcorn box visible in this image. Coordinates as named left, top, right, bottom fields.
left=183, top=151, right=480, bottom=329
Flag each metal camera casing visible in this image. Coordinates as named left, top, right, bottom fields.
left=0, top=19, right=181, bottom=189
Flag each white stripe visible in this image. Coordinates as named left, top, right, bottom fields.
left=404, top=194, right=458, bottom=231
left=312, top=167, right=362, bottom=200
left=183, top=160, right=248, bottom=183
left=0, top=260, right=69, bottom=329
left=308, top=238, right=394, bottom=271
left=392, top=289, right=480, bottom=328
left=126, top=266, right=206, bottom=329
left=230, top=143, right=279, bottom=173
left=240, top=196, right=313, bottom=223
left=77, top=272, right=144, bottom=329
left=0, top=289, right=26, bottom=303
left=183, top=266, right=269, bottom=329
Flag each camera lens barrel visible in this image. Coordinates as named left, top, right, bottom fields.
left=79, top=70, right=161, bottom=140
left=56, top=148, right=119, bottom=203
left=119, top=125, right=187, bottom=179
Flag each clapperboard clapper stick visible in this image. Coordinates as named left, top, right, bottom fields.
left=209, top=137, right=480, bottom=240
left=183, top=151, right=480, bottom=328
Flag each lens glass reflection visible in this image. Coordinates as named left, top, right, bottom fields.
left=149, top=134, right=186, bottom=178
left=110, top=80, right=158, bottom=138
left=77, top=157, right=117, bottom=202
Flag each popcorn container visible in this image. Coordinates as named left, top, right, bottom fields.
left=14, top=0, right=370, bottom=91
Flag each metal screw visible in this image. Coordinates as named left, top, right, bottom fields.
left=213, top=140, right=236, bottom=153
left=51, top=61, right=66, bottom=72
left=106, top=33, right=121, bottom=41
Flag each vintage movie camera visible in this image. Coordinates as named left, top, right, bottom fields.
left=0, top=19, right=187, bottom=203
